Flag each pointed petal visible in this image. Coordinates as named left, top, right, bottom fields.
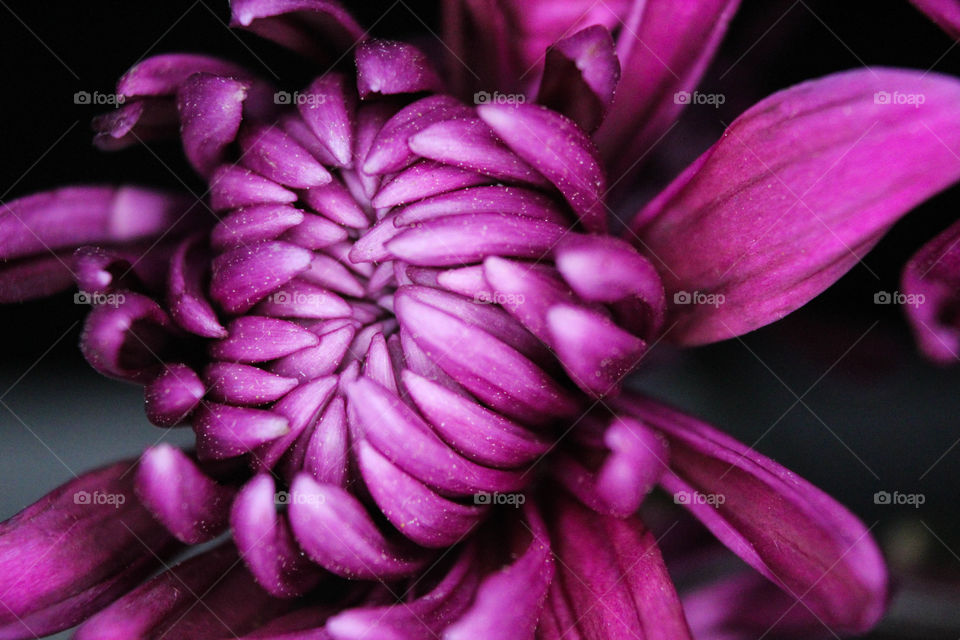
left=478, top=103, right=606, bottom=232
left=193, top=402, right=290, bottom=459
left=210, top=316, right=320, bottom=363
left=297, top=72, right=357, bottom=167
left=256, top=375, right=338, bottom=470
left=136, top=444, right=234, bottom=543
left=635, top=68, right=960, bottom=344
left=210, top=166, right=297, bottom=212
left=371, top=161, right=492, bottom=209
left=168, top=234, right=228, bottom=338
left=143, top=363, right=206, bottom=427
left=211, top=204, right=305, bottom=251
left=205, top=362, right=299, bottom=405
left=211, top=241, right=312, bottom=314
left=240, top=123, right=333, bottom=189
left=617, top=395, right=889, bottom=633
left=355, top=40, right=443, bottom=98
left=177, top=73, right=248, bottom=177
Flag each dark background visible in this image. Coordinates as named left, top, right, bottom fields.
left=1, top=1, right=959, bottom=637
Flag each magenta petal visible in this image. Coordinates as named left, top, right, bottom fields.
left=394, top=185, right=569, bottom=227
left=596, top=0, right=739, bottom=178
left=403, top=370, right=550, bottom=468
left=297, top=73, right=357, bottom=167
left=0, top=461, right=178, bottom=639
left=177, top=73, right=248, bottom=177
left=168, top=234, right=228, bottom=338
left=326, top=545, right=479, bottom=640
left=346, top=377, right=526, bottom=495
left=117, top=53, right=252, bottom=98
left=240, top=122, right=333, bottom=189
left=0, top=186, right=195, bottom=261
left=386, top=213, right=567, bottom=266
left=355, top=40, right=443, bottom=99
left=363, top=95, right=473, bottom=175
left=444, top=504, right=554, bottom=640
left=143, top=363, right=206, bottom=427
left=93, top=99, right=178, bottom=151
left=269, top=323, right=355, bottom=381
left=901, top=217, right=960, bottom=364
left=301, top=395, right=351, bottom=484
left=205, top=362, right=299, bottom=405
left=371, top=160, right=492, bottom=209
left=193, top=402, right=290, bottom=460
left=912, top=0, right=960, bottom=39
left=210, top=166, right=298, bottom=211
left=135, top=444, right=234, bottom=543
left=211, top=241, right=313, bottom=314
left=282, top=212, right=349, bottom=249
left=288, top=474, right=429, bottom=579
left=231, top=474, right=324, bottom=597
left=617, top=395, right=888, bottom=633
left=256, top=375, right=338, bottom=470
left=541, top=494, right=693, bottom=640
left=636, top=68, right=960, bottom=345
left=408, top=119, right=550, bottom=187
left=303, top=178, right=369, bottom=229
left=74, top=544, right=291, bottom=640
left=211, top=204, right=305, bottom=251
left=230, top=0, right=366, bottom=62
left=478, top=103, right=607, bottom=232
left=210, top=316, right=320, bottom=363
left=356, top=441, right=487, bottom=548
left=537, top=25, right=620, bottom=132
left=253, top=279, right=352, bottom=320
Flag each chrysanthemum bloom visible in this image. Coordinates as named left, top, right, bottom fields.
left=3, top=1, right=960, bottom=638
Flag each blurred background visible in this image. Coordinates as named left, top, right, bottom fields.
left=1, top=0, right=958, bottom=637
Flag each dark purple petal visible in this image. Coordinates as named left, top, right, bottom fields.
left=617, top=395, right=888, bottom=633
left=444, top=504, right=554, bottom=640
left=240, top=122, right=333, bottom=189
left=230, top=0, right=366, bottom=61
left=211, top=241, right=313, bottom=314
left=595, top=0, right=739, bottom=178
left=80, top=292, right=173, bottom=383
left=0, top=254, right=74, bottom=303
left=177, top=73, right=248, bottom=177
left=143, top=363, right=206, bottom=426
left=231, top=474, right=324, bottom=597
left=479, top=103, right=606, bottom=232
left=540, top=494, right=693, bottom=639
left=168, top=234, right=228, bottom=338
left=74, top=544, right=292, bottom=640
left=0, top=186, right=195, bottom=261
left=911, top=0, right=960, bottom=39
left=210, top=316, right=320, bottom=363
left=0, top=461, right=178, bottom=639
left=135, top=444, right=234, bottom=543
left=635, top=68, right=960, bottom=344
left=537, top=25, right=620, bottom=132
left=193, top=402, right=290, bottom=460
left=355, top=40, right=443, bottom=99
left=901, top=217, right=960, bottom=364
left=288, top=474, right=429, bottom=579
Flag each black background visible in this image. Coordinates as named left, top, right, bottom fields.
left=1, top=1, right=959, bottom=637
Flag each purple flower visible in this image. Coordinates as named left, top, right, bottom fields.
left=3, top=0, right=960, bottom=637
